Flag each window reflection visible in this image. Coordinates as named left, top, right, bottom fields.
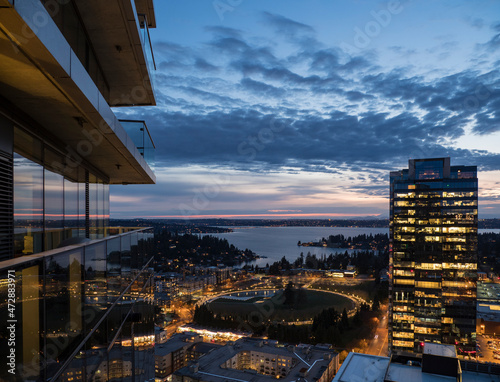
left=85, top=320, right=109, bottom=379
left=13, top=146, right=110, bottom=256
left=121, top=235, right=132, bottom=300
left=415, top=160, right=444, bottom=180
left=0, top=265, right=43, bottom=381
left=21, top=265, right=41, bottom=380
left=0, top=229, right=154, bottom=381
left=14, top=153, right=43, bottom=257
left=44, top=250, right=83, bottom=379
left=107, top=238, right=122, bottom=304
left=89, top=173, right=98, bottom=239
left=108, top=339, right=124, bottom=381
left=44, top=168, right=64, bottom=251
left=85, top=242, right=107, bottom=329
left=64, top=178, right=81, bottom=238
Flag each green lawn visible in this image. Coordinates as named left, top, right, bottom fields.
left=208, top=289, right=354, bottom=322
left=311, top=280, right=376, bottom=301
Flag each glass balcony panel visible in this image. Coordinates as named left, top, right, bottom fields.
left=108, top=337, right=124, bottom=381
left=138, top=13, right=156, bottom=93
left=121, top=234, right=132, bottom=302
left=84, top=242, right=108, bottom=329
left=0, top=228, right=154, bottom=381
left=121, top=320, right=134, bottom=381
left=44, top=249, right=84, bottom=379
left=84, top=320, right=109, bottom=381
left=119, top=120, right=155, bottom=171
left=41, top=0, right=110, bottom=99
left=107, top=237, right=122, bottom=305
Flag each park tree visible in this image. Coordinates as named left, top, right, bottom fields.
left=284, top=282, right=295, bottom=305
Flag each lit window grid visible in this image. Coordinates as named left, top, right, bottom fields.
left=390, top=183, right=477, bottom=354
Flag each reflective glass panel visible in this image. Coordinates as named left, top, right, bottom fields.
left=13, top=153, right=43, bottom=257
left=78, top=181, right=86, bottom=238
left=89, top=173, right=98, bottom=239
left=0, top=264, right=43, bottom=380
left=64, top=177, right=79, bottom=238
left=107, top=237, right=122, bottom=304
left=108, top=337, right=123, bottom=381
left=84, top=242, right=107, bottom=329
left=44, top=168, right=64, bottom=251
left=44, top=249, right=83, bottom=379
left=121, top=235, right=132, bottom=301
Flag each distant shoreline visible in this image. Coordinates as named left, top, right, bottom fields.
left=109, top=218, right=500, bottom=230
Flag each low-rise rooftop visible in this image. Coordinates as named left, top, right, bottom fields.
left=334, top=353, right=390, bottom=382
left=188, top=342, right=222, bottom=354
left=334, top=344, right=500, bottom=382
left=174, top=338, right=337, bottom=382
left=155, top=333, right=202, bottom=357
left=423, top=343, right=457, bottom=358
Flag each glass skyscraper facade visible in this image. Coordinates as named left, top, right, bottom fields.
left=389, top=158, right=478, bottom=356
left=0, top=0, right=158, bottom=380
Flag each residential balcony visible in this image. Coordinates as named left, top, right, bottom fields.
left=137, top=12, right=157, bottom=98
left=0, top=0, right=157, bottom=184
left=39, top=0, right=157, bottom=106
left=14, top=225, right=154, bottom=256
left=120, top=119, right=156, bottom=171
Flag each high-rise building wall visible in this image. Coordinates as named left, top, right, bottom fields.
left=389, top=158, right=478, bottom=355
left=0, top=0, right=157, bottom=261
left=0, top=1, right=158, bottom=380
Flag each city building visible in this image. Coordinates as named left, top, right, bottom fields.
left=155, top=272, right=183, bottom=309
left=389, top=158, right=478, bottom=355
left=0, top=0, right=157, bottom=380
left=186, top=342, right=222, bottom=362
left=194, top=266, right=233, bottom=285
left=334, top=343, right=500, bottom=382
left=155, top=333, right=203, bottom=381
left=326, top=269, right=356, bottom=278
left=177, top=325, right=251, bottom=343
left=476, top=282, right=500, bottom=336
left=156, top=326, right=170, bottom=344
left=179, top=275, right=217, bottom=296
left=155, top=267, right=233, bottom=309
left=172, top=338, right=339, bottom=382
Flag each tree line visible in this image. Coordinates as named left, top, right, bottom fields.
left=154, top=230, right=256, bottom=272
left=267, top=249, right=389, bottom=277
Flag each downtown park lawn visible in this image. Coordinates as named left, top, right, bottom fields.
left=207, top=289, right=355, bottom=323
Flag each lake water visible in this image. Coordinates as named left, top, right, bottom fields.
left=204, top=226, right=387, bottom=266
left=204, top=226, right=500, bottom=267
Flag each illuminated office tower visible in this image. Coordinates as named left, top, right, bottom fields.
left=0, top=1, right=157, bottom=380
left=389, top=158, right=477, bottom=356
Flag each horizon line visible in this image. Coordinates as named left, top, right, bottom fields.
left=117, top=213, right=384, bottom=219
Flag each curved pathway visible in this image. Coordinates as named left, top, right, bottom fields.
left=305, top=287, right=366, bottom=318
left=197, top=286, right=366, bottom=324
left=196, top=288, right=280, bottom=307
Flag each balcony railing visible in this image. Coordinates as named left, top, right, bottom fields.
left=0, top=227, right=155, bottom=381
left=13, top=225, right=148, bottom=258
left=40, top=0, right=110, bottom=99
left=138, top=13, right=157, bottom=94
left=120, top=119, right=156, bottom=171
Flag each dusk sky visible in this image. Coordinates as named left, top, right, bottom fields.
left=111, top=0, right=500, bottom=219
